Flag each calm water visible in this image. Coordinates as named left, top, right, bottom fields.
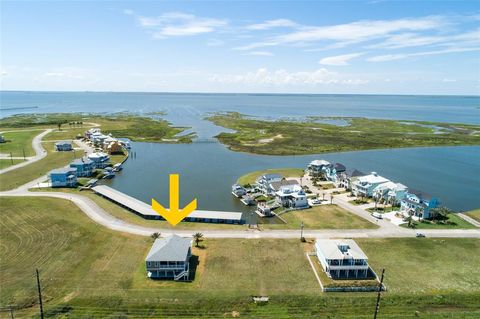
left=1, top=91, right=479, bottom=211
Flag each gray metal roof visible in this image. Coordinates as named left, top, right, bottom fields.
left=50, top=167, right=77, bottom=174
left=92, top=185, right=243, bottom=221
left=315, top=239, right=368, bottom=260
left=269, top=179, right=299, bottom=191
left=146, top=235, right=192, bottom=262
left=71, top=158, right=93, bottom=165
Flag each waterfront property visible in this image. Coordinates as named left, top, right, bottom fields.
left=55, top=141, right=73, bottom=151
left=92, top=185, right=244, bottom=224
left=106, top=140, right=124, bottom=154
left=275, top=183, right=309, bottom=209
left=315, top=239, right=371, bottom=279
left=70, top=158, right=94, bottom=177
left=373, top=181, right=408, bottom=205
left=88, top=151, right=110, bottom=168
left=338, top=169, right=365, bottom=190
left=401, top=190, right=439, bottom=219
left=323, top=162, right=347, bottom=186
left=256, top=173, right=283, bottom=195
left=146, top=235, right=192, bottom=281
left=352, top=172, right=390, bottom=197
left=231, top=184, right=247, bottom=197
left=50, top=167, right=77, bottom=187
left=307, top=159, right=330, bottom=175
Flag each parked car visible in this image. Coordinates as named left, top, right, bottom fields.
left=416, top=232, right=426, bottom=238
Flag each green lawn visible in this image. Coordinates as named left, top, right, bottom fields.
left=0, top=141, right=77, bottom=191
left=0, top=130, right=40, bottom=157
left=1, top=197, right=479, bottom=318
left=208, top=112, right=480, bottom=155
left=0, top=159, right=25, bottom=169
left=400, top=214, right=477, bottom=229
left=263, top=205, right=378, bottom=230
left=237, top=168, right=304, bottom=186
left=465, top=209, right=480, bottom=222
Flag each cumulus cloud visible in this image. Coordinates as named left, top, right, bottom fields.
left=210, top=68, right=368, bottom=85
left=125, top=10, right=227, bottom=38
left=319, top=52, right=364, bottom=66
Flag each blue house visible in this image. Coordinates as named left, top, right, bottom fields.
left=70, top=158, right=94, bottom=177
left=401, top=190, right=439, bottom=219
left=87, top=152, right=110, bottom=169
left=50, top=167, right=77, bottom=187
left=324, top=163, right=347, bottom=186
left=55, top=141, right=73, bottom=151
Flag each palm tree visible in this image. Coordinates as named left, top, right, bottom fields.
left=330, top=194, right=334, bottom=205
left=150, top=232, right=161, bottom=240
left=193, top=232, right=204, bottom=247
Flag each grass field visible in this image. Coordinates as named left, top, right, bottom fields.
left=1, top=197, right=479, bottom=318
left=263, top=205, right=378, bottom=230
left=400, top=213, right=477, bottom=229
left=0, top=141, right=77, bottom=191
left=465, top=209, right=480, bottom=222
left=0, top=159, right=25, bottom=169
left=0, top=130, right=39, bottom=157
left=1, top=196, right=479, bottom=318
left=237, top=168, right=304, bottom=186
left=208, top=112, right=480, bottom=155
left=0, top=113, right=195, bottom=143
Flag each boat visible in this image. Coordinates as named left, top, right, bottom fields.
left=240, top=195, right=255, bottom=206
left=231, top=184, right=247, bottom=197
left=112, top=163, right=123, bottom=172
left=103, top=167, right=115, bottom=179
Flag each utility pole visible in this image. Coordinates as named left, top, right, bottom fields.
left=373, top=268, right=385, bottom=319
left=35, top=269, right=44, bottom=319
left=23, top=148, right=26, bottom=161
left=10, top=152, right=13, bottom=165
left=9, top=305, right=14, bottom=319
left=300, top=221, right=304, bottom=241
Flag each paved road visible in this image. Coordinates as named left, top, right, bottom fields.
left=1, top=129, right=479, bottom=239
left=0, top=129, right=52, bottom=174
left=458, top=213, right=480, bottom=227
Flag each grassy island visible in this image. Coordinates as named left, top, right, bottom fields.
left=208, top=112, right=480, bottom=155
left=0, top=112, right=195, bottom=143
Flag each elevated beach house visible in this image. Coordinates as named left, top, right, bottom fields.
left=70, top=158, right=94, bottom=177
left=373, top=181, right=408, bottom=205
left=324, top=163, right=347, bottom=186
left=256, top=173, right=283, bottom=195
left=146, top=235, right=192, bottom=281
left=401, top=190, right=439, bottom=219
left=50, top=167, right=77, bottom=187
left=55, top=141, right=73, bottom=151
left=88, top=152, right=110, bottom=169
left=315, top=239, right=370, bottom=279
left=307, top=159, right=330, bottom=175
left=352, top=172, right=390, bottom=198
left=338, top=169, right=365, bottom=190
left=275, top=183, right=308, bottom=209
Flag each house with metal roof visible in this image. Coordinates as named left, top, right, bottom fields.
left=70, top=158, right=94, bottom=177
left=307, top=159, right=331, bottom=174
left=55, top=141, right=73, bottom=151
left=88, top=151, right=110, bottom=168
left=338, top=169, right=365, bottom=190
left=50, top=167, right=77, bottom=187
left=400, top=190, right=439, bottom=219
left=324, top=163, right=347, bottom=186
left=352, top=172, right=390, bottom=197
left=315, top=239, right=370, bottom=279
left=373, top=181, right=408, bottom=205
left=146, top=235, right=192, bottom=281
left=275, top=183, right=308, bottom=209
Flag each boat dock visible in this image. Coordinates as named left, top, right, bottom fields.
left=92, top=185, right=244, bottom=224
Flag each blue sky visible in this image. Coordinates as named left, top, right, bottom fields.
left=1, top=0, right=479, bottom=94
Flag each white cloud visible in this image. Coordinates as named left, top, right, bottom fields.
left=243, top=51, right=274, bottom=56
left=126, top=11, right=227, bottom=38
left=246, top=19, right=297, bottom=30
left=319, top=52, right=364, bottom=66
left=367, top=47, right=480, bottom=62
left=207, top=38, right=225, bottom=47
left=210, top=68, right=368, bottom=85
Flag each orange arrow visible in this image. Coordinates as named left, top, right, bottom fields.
left=151, top=174, right=197, bottom=226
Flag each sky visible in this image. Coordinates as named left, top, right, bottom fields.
left=1, top=0, right=479, bottom=95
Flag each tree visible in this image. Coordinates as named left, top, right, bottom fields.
left=151, top=232, right=161, bottom=240
left=193, top=232, right=204, bottom=247
left=57, top=123, right=62, bottom=131
left=330, top=194, right=334, bottom=205
left=406, top=215, right=416, bottom=229
left=322, top=192, right=326, bottom=200
left=429, top=206, right=453, bottom=221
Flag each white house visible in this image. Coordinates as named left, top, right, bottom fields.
left=255, top=173, right=283, bottom=195
left=307, top=159, right=330, bottom=174
left=338, top=169, right=365, bottom=190
left=373, top=181, right=408, bottom=205
left=352, top=172, right=390, bottom=198
left=145, top=235, right=192, bottom=281
left=315, top=239, right=370, bottom=279
left=88, top=151, right=110, bottom=168
left=275, top=183, right=308, bottom=209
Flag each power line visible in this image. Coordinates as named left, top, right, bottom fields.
left=36, top=268, right=44, bottom=319
left=373, top=268, right=385, bottom=319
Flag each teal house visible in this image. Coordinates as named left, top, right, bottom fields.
left=50, top=167, right=77, bottom=187
left=70, top=158, right=94, bottom=177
